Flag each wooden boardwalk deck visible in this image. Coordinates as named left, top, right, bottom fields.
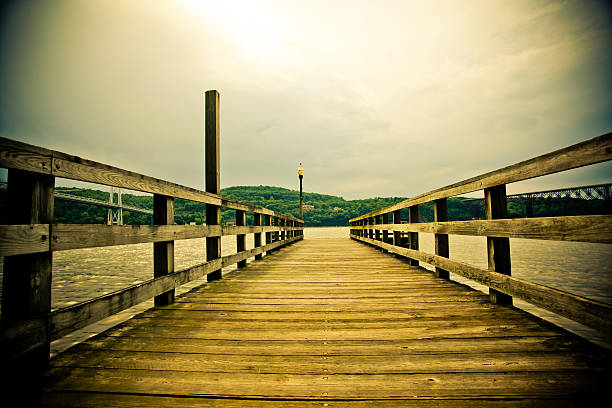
left=36, top=238, right=609, bottom=407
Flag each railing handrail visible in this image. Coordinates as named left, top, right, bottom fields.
left=0, top=136, right=302, bottom=222
left=350, top=132, right=611, bottom=222
left=349, top=131, right=612, bottom=338
left=0, top=90, right=304, bottom=367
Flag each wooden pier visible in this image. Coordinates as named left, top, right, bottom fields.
left=1, top=91, right=611, bottom=406
left=32, top=238, right=611, bottom=406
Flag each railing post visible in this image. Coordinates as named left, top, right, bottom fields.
left=375, top=214, right=381, bottom=245
left=265, top=214, right=272, bottom=254
left=254, top=212, right=262, bottom=260
left=205, top=89, right=221, bottom=282
left=368, top=217, right=374, bottom=240
left=434, top=198, right=449, bottom=279
left=381, top=213, right=389, bottom=253
left=392, top=210, right=402, bottom=257
left=280, top=218, right=286, bottom=242
left=1, top=169, right=54, bottom=371
left=270, top=216, right=277, bottom=253
left=382, top=213, right=389, bottom=244
left=236, top=209, right=246, bottom=268
left=408, top=205, right=419, bottom=266
left=154, top=194, right=175, bottom=305
left=485, top=185, right=512, bottom=304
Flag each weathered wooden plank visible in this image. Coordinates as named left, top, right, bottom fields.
left=41, top=367, right=606, bottom=399
left=254, top=212, right=263, bottom=260
left=0, top=224, right=49, bottom=256
left=49, top=224, right=300, bottom=252
left=51, top=151, right=221, bottom=206
left=153, top=194, right=175, bottom=306
left=236, top=209, right=246, bottom=268
left=408, top=205, right=419, bottom=265
left=35, top=238, right=609, bottom=406
left=51, top=349, right=603, bottom=374
left=72, top=335, right=581, bottom=356
left=205, top=90, right=222, bottom=282
left=0, top=137, right=299, bottom=222
left=48, top=258, right=219, bottom=341
left=51, top=224, right=222, bottom=250
left=352, top=235, right=612, bottom=335
left=350, top=132, right=612, bottom=221
left=35, top=392, right=588, bottom=408
left=350, top=214, right=612, bottom=243
left=485, top=185, right=512, bottom=304
left=0, top=136, right=53, bottom=175
left=1, top=169, right=54, bottom=368
left=434, top=198, right=449, bottom=279
left=47, top=237, right=300, bottom=340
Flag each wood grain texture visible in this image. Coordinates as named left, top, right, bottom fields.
left=350, top=214, right=612, bottom=243
left=350, top=132, right=612, bottom=222
left=46, top=236, right=301, bottom=341
left=1, top=170, right=54, bottom=370
left=38, top=238, right=609, bottom=406
left=485, top=185, right=512, bottom=305
left=153, top=194, right=175, bottom=306
left=0, top=224, right=49, bottom=256
left=0, top=137, right=304, bottom=221
left=434, top=198, right=449, bottom=279
left=351, top=234, right=612, bottom=335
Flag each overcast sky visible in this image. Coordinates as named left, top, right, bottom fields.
left=1, top=0, right=610, bottom=199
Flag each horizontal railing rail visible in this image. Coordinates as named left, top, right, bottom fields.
left=0, top=90, right=304, bottom=368
left=0, top=136, right=302, bottom=221
left=349, top=132, right=612, bottom=337
left=350, top=133, right=611, bottom=221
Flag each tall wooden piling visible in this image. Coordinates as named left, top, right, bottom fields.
left=205, top=90, right=222, bottom=281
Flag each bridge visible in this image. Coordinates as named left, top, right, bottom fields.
left=3, top=182, right=154, bottom=223
left=463, top=183, right=612, bottom=217
left=0, top=91, right=611, bottom=406
left=55, top=189, right=153, bottom=225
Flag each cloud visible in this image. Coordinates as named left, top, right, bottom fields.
left=0, top=0, right=610, bottom=200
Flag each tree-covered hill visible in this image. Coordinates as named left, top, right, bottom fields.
left=52, top=185, right=607, bottom=226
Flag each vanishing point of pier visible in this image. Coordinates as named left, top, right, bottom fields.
left=0, top=91, right=610, bottom=406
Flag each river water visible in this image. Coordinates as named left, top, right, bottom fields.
left=1, top=226, right=611, bottom=354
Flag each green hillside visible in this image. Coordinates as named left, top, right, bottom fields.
left=52, top=185, right=607, bottom=226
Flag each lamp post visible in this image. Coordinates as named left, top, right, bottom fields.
left=298, top=163, right=304, bottom=220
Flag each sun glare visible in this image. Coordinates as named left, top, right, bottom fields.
left=180, top=0, right=297, bottom=65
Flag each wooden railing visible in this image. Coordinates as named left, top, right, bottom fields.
left=0, top=90, right=303, bottom=368
left=349, top=132, right=612, bottom=337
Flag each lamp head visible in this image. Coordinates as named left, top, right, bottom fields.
left=298, top=163, right=304, bottom=177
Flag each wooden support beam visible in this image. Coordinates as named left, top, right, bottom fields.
left=485, top=184, right=512, bottom=305
left=349, top=132, right=612, bottom=222
left=434, top=198, right=450, bottom=279
left=352, top=234, right=612, bottom=335
left=254, top=212, right=262, bottom=260
left=392, top=210, right=402, bottom=258
left=236, top=209, right=246, bottom=268
left=344, top=214, right=612, bottom=244
left=1, top=169, right=54, bottom=370
left=408, top=205, right=419, bottom=266
left=382, top=213, right=389, bottom=244
left=205, top=90, right=222, bottom=282
left=153, top=194, right=174, bottom=306
left=265, top=214, right=272, bottom=255
left=375, top=215, right=382, bottom=243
